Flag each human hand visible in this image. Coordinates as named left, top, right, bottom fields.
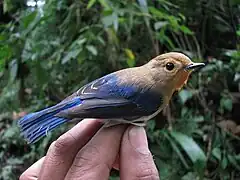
left=20, top=119, right=159, bottom=180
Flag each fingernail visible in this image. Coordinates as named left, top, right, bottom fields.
left=128, top=126, right=149, bottom=154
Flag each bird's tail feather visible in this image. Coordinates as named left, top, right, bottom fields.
left=18, top=97, right=82, bottom=144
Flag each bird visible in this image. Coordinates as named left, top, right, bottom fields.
left=18, top=52, right=205, bottom=144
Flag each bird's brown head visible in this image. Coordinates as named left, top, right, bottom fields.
left=145, top=52, right=205, bottom=93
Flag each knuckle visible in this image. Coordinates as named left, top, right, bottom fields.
left=45, top=142, right=63, bottom=166
left=53, top=132, right=76, bottom=154
left=75, top=144, right=101, bottom=165
left=68, top=144, right=109, bottom=177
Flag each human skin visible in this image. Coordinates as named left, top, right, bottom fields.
left=19, top=119, right=160, bottom=180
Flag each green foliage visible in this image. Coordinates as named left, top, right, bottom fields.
left=0, top=0, right=239, bottom=179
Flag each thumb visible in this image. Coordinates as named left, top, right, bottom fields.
left=120, top=126, right=159, bottom=180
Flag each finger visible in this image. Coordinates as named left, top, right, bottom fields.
left=39, top=119, right=103, bottom=180
left=120, top=126, right=159, bottom=180
left=65, top=125, right=126, bottom=180
left=112, top=154, right=120, bottom=170
left=20, top=157, right=45, bottom=180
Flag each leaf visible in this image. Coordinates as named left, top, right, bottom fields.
left=212, top=147, right=221, bottom=160
left=193, top=116, right=204, bottom=123
left=124, top=48, right=135, bottom=67
left=35, top=61, right=48, bottom=85
left=87, top=0, right=97, bottom=9
left=3, top=0, right=14, bottom=13
left=149, top=7, right=165, bottom=18
left=137, top=0, right=148, bottom=13
left=98, top=0, right=110, bottom=9
left=237, top=30, right=240, bottom=36
left=7, top=158, right=23, bottom=165
left=146, top=119, right=156, bottom=131
left=102, top=13, right=118, bottom=30
left=9, top=59, right=18, bottom=82
left=181, top=172, right=198, bottom=180
left=106, top=28, right=119, bottom=45
left=22, top=11, right=38, bottom=29
left=164, top=132, right=190, bottom=169
left=154, top=21, right=168, bottom=30
left=227, top=154, right=240, bottom=171
left=179, top=25, right=193, bottom=35
left=0, top=45, right=12, bottom=71
left=77, top=38, right=87, bottom=45
left=220, top=97, right=233, bottom=112
left=234, top=73, right=240, bottom=82
left=221, top=154, right=228, bottom=169
left=124, top=48, right=135, bottom=60
left=62, top=49, right=82, bottom=64
left=3, top=125, right=19, bottom=139
left=0, top=34, right=7, bottom=41
left=127, top=58, right=135, bottom=68
left=178, top=89, right=193, bottom=104
left=170, top=131, right=206, bottom=170
left=86, top=45, right=98, bottom=56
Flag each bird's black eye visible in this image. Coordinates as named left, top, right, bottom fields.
left=166, top=62, right=175, bottom=71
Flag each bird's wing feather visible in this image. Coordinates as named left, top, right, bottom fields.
left=57, top=73, right=163, bottom=120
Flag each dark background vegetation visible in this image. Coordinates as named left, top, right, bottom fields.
left=0, top=0, right=239, bottom=179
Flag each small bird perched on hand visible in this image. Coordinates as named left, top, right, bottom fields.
left=18, top=52, right=205, bottom=143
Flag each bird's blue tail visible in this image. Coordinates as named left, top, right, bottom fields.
left=18, top=97, right=82, bottom=144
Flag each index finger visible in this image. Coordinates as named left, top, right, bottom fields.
left=39, top=119, right=102, bottom=180
left=65, top=125, right=126, bottom=179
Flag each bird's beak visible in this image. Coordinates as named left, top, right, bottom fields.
left=184, top=62, right=205, bottom=71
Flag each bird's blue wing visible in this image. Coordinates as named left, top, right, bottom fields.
left=57, top=73, right=163, bottom=120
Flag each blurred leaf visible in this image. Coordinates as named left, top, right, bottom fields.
left=147, top=119, right=156, bottom=131
left=179, top=25, right=193, bottom=35
left=127, top=58, right=135, bottom=67
left=220, top=97, right=233, bottom=112
left=137, top=0, right=148, bottom=13
left=98, top=0, right=110, bottom=9
left=178, top=89, right=193, bottom=104
left=154, top=21, right=168, bottom=30
left=87, top=0, right=97, bottom=9
left=227, top=154, right=240, bottom=171
left=170, top=131, right=206, bottom=170
left=62, top=49, right=82, bottom=64
left=3, top=0, right=14, bottom=13
left=181, top=172, right=199, bottom=180
left=0, top=45, right=12, bottom=67
left=221, top=154, right=228, bottom=169
left=164, top=132, right=190, bottom=169
left=237, top=30, right=240, bottom=36
left=149, top=7, right=164, bottom=18
left=9, top=59, right=18, bottom=82
left=125, top=48, right=135, bottom=67
left=22, top=11, right=38, bottom=29
left=124, top=48, right=135, bottom=60
left=86, top=45, right=98, bottom=56
left=3, top=125, right=19, bottom=139
left=212, top=147, right=221, bottom=161
left=193, top=116, right=204, bottom=123
left=102, top=13, right=118, bottom=31
left=35, top=61, right=48, bottom=85
left=7, top=158, right=23, bottom=165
